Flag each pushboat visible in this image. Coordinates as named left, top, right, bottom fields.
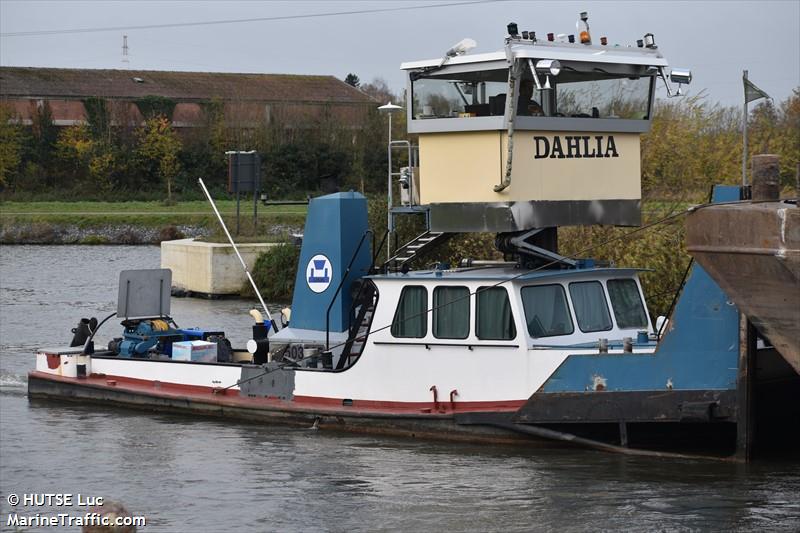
left=28, top=16, right=799, bottom=458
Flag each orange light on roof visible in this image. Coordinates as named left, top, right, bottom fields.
left=577, top=11, right=591, bottom=45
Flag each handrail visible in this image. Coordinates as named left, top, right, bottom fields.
left=340, top=230, right=386, bottom=362
left=372, top=230, right=389, bottom=272
left=325, top=230, right=373, bottom=350
left=337, top=278, right=378, bottom=370
left=387, top=139, right=413, bottom=258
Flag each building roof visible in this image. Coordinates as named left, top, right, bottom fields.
left=0, top=67, right=375, bottom=105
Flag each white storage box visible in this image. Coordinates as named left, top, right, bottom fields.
left=172, top=340, right=217, bottom=362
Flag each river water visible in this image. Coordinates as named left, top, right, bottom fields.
left=1, top=245, right=798, bottom=532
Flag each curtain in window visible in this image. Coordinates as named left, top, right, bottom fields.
left=569, top=281, right=612, bottom=333
left=476, top=287, right=517, bottom=340
left=607, top=279, right=648, bottom=328
left=433, top=286, right=470, bottom=339
left=391, top=286, right=427, bottom=338
left=521, top=285, right=574, bottom=337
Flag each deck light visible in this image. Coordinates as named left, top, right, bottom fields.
left=547, top=32, right=554, bottom=42
left=378, top=102, right=403, bottom=113
left=600, top=36, right=608, bottom=45
left=670, top=68, right=692, bottom=85
left=530, top=59, right=561, bottom=91
left=658, top=66, right=693, bottom=97
left=507, top=22, right=519, bottom=38
left=438, top=38, right=476, bottom=67
left=536, top=59, right=561, bottom=77
left=378, top=102, right=403, bottom=142
left=644, top=33, right=656, bottom=49
left=444, top=38, right=477, bottom=58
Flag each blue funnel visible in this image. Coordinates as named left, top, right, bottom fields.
left=289, top=192, right=371, bottom=332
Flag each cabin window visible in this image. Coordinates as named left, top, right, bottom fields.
left=433, top=286, right=470, bottom=339
left=569, top=281, right=613, bottom=333
left=607, top=279, right=648, bottom=329
left=391, top=286, right=428, bottom=338
left=516, top=75, right=549, bottom=117
left=555, top=74, right=652, bottom=119
left=412, top=70, right=508, bottom=119
left=521, top=284, right=574, bottom=338
left=476, top=287, right=517, bottom=340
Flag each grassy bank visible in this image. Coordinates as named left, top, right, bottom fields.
left=0, top=200, right=306, bottom=227
left=0, top=200, right=307, bottom=244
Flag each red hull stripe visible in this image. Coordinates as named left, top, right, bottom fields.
left=29, top=371, right=525, bottom=416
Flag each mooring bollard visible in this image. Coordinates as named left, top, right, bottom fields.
left=751, top=154, right=780, bottom=201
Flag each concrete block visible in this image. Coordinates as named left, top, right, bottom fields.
left=160, top=238, right=281, bottom=296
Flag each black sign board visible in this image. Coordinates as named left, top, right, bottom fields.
left=227, top=151, right=261, bottom=194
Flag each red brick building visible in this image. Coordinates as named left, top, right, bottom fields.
left=0, top=67, right=375, bottom=128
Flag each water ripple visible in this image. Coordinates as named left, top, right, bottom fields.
left=1, top=245, right=799, bottom=533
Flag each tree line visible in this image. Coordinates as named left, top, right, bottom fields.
left=0, top=78, right=401, bottom=202
left=0, top=80, right=797, bottom=203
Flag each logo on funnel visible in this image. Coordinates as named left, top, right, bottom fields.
left=306, top=254, right=332, bottom=293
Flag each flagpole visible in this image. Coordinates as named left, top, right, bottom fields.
left=742, top=69, right=748, bottom=186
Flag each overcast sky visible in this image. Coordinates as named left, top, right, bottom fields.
left=2, top=0, right=798, bottom=107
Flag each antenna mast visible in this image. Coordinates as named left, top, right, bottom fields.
left=122, top=34, right=129, bottom=66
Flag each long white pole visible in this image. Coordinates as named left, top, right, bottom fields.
left=387, top=112, right=393, bottom=259
left=198, top=178, right=277, bottom=330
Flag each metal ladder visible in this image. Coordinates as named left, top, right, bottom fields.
left=384, top=230, right=453, bottom=270
left=337, top=281, right=378, bottom=370
left=386, top=140, right=420, bottom=258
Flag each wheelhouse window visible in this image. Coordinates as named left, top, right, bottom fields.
left=569, top=281, right=612, bottom=333
left=412, top=70, right=508, bottom=119
left=476, top=287, right=517, bottom=340
left=607, top=279, right=648, bottom=329
left=391, top=286, right=427, bottom=338
left=555, top=73, right=652, bottom=119
left=410, top=63, right=654, bottom=122
left=521, top=284, right=574, bottom=338
left=433, top=286, right=470, bottom=339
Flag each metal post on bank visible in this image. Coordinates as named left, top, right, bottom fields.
left=226, top=150, right=261, bottom=237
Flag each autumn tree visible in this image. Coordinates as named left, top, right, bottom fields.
left=359, top=77, right=393, bottom=104
left=136, top=116, right=181, bottom=204
left=53, top=123, right=116, bottom=192
left=748, top=90, right=800, bottom=187
left=55, top=124, right=92, bottom=176
left=0, top=105, right=23, bottom=189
